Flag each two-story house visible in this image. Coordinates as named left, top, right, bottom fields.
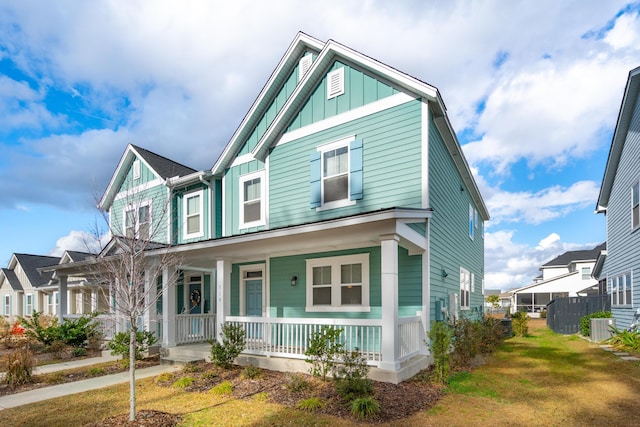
left=596, top=66, right=640, bottom=329
left=49, top=33, right=489, bottom=383
left=510, top=243, right=605, bottom=315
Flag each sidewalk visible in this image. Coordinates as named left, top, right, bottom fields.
left=0, top=355, right=179, bottom=410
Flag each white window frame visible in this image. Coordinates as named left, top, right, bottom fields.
left=25, top=293, right=33, bottom=316
left=581, top=267, right=591, bottom=280
left=3, top=295, right=10, bottom=316
left=239, top=170, right=266, bottom=229
left=610, top=273, right=632, bottom=307
left=471, top=273, right=475, bottom=293
left=48, top=292, right=59, bottom=315
left=305, top=254, right=370, bottom=312
left=460, top=267, right=470, bottom=310
left=133, top=159, right=141, bottom=180
left=124, top=201, right=152, bottom=239
left=183, top=190, right=204, bottom=239
left=316, top=137, right=356, bottom=211
left=327, top=67, right=345, bottom=99
left=239, top=264, right=265, bottom=316
left=632, top=180, right=639, bottom=230
left=469, top=204, right=475, bottom=240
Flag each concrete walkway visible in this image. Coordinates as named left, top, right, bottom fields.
left=0, top=354, right=180, bottom=410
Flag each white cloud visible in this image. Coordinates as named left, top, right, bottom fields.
left=604, top=10, right=640, bottom=50
left=49, top=229, right=109, bottom=257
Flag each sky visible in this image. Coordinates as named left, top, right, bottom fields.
left=0, top=0, right=638, bottom=290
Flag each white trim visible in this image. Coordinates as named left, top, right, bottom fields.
left=230, top=153, right=255, bottom=168
left=239, top=170, right=266, bottom=229
left=183, top=189, right=205, bottom=240
left=327, top=67, right=345, bottom=99
left=299, top=53, right=313, bottom=81
left=113, top=179, right=164, bottom=201
left=239, top=264, right=265, bottom=316
left=421, top=100, right=430, bottom=209
left=221, top=174, right=226, bottom=236
left=305, top=253, right=370, bottom=312
left=316, top=136, right=352, bottom=210
left=460, top=267, right=470, bottom=310
left=123, top=200, right=152, bottom=239
left=277, top=92, right=416, bottom=147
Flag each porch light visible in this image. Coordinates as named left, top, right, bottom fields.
left=290, top=275, right=298, bottom=286
left=441, top=268, right=448, bottom=279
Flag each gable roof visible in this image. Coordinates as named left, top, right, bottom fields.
left=541, top=243, right=606, bottom=268
left=99, top=144, right=197, bottom=210
left=11, top=253, right=60, bottom=288
left=596, top=66, right=640, bottom=212
left=1, top=268, right=23, bottom=291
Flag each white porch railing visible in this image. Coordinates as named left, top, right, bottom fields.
left=398, top=316, right=422, bottom=361
left=63, top=314, right=118, bottom=340
left=176, top=313, right=216, bottom=345
left=226, top=316, right=383, bottom=364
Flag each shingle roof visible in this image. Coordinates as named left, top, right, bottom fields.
left=13, top=254, right=61, bottom=288
left=542, top=242, right=607, bottom=268
left=131, top=145, right=196, bottom=179
left=1, top=268, right=23, bottom=291
left=65, top=251, right=95, bottom=262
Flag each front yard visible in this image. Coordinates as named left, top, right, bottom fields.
left=3, top=319, right=640, bottom=426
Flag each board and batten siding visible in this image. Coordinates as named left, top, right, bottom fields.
left=605, top=93, right=640, bottom=328
left=117, top=156, right=157, bottom=193
left=224, top=160, right=266, bottom=236
left=269, top=99, right=422, bottom=228
left=428, top=117, right=484, bottom=320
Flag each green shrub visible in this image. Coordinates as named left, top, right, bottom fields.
left=350, top=396, right=380, bottom=420
left=304, top=326, right=344, bottom=381
left=540, top=309, right=547, bottom=319
left=296, top=397, right=324, bottom=412
left=242, top=365, right=262, bottom=379
left=580, top=311, right=613, bottom=337
left=182, top=362, right=203, bottom=373
left=4, top=346, right=35, bottom=387
left=285, top=373, right=309, bottom=392
left=333, top=349, right=372, bottom=400
left=210, top=323, right=245, bottom=368
left=427, top=320, right=452, bottom=384
left=57, top=313, right=99, bottom=348
left=210, top=380, right=233, bottom=396
left=49, top=340, right=69, bottom=359
left=72, top=347, right=88, bottom=357
left=511, top=311, right=530, bottom=337
left=172, top=376, right=194, bottom=389
left=20, top=311, right=59, bottom=346
left=87, top=367, right=105, bottom=376
left=451, top=318, right=481, bottom=367
left=108, top=330, right=157, bottom=367
left=607, top=327, right=640, bottom=350
left=477, top=316, right=504, bottom=354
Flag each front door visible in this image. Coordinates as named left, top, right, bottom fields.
left=246, top=279, right=262, bottom=317
left=242, top=268, right=263, bottom=340
left=188, top=275, right=203, bottom=336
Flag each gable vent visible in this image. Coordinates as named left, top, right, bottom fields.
left=299, top=54, right=312, bottom=82
left=327, top=67, right=345, bottom=99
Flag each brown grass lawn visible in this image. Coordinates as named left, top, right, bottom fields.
left=3, top=319, right=640, bottom=426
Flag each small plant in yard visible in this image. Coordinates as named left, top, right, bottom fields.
left=108, top=330, right=157, bottom=367
left=202, top=371, right=218, bottom=380
left=210, top=380, right=234, bottom=396
left=4, top=345, right=36, bottom=387
left=333, top=348, right=372, bottom=400
left=253, top=391, right=269, bottom=402
left=20, top=311, right=59, bottom=346
left=296, top=397, right=325, bottom=412
left=607, top=327, right=640, bottom=350
left=451, top=318, right=481, bottom=367
left=44, top=371, right=64, bottom=385
left=304, top=326, right=344, bottom=381
left=242, top=365, right=262, bottom=379
left=172, top=376, right=194, bottom=389
left=511, top=311, right=530, bottom=337
left=210, top=323, right=246, bottom=368
left=350, top=396, right=381, bottom=420
left=182, top=362, right=203, bottom=373
left=580, top=311, right=612, bottom=337
left=72, top=347, right=88, bottom=357
left=426, top=320, right=453, bottom=384
left=478, top=316, right=504, bottom=355
left=49, top=340, right=69, bottom=359
left=285, top=373, right=309, bottom=392
left=154, top=372, right=174, bottom=383
left=87, top=367, right=105, bottom=376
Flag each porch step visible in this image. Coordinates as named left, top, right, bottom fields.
left=160, top=355, right=206, bottom=366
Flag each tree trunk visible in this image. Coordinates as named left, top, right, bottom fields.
left=129, top=325, right=137, bottom=421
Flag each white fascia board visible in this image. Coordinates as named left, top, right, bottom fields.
left=166, top=171, right=212, bottom=188
left=252, top=40, right=440, bottom=162
left=211, top=33, right=325, bottom=176
left=395, top=221, right=426, bottom=255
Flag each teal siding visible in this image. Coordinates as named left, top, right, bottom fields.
left=269, top=99, right=422, bottom=228
left=224, top=160, right=266, bottom=235
left=110, top=183, right=170, bottom=244
left=398, top=247, right=423, bottom=317
left=428, top=117, right=484, bottom=321
left=118, top=156, right=157, bottom=192
left=230, top=261, right=265, bottom=316
left=214, top=179, right=223, bottom=238
left=287, top=61, right=399, bottom=131
left=173, top=183, right=210, bottom=244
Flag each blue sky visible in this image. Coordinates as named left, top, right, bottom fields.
left=0, top=1, right=638, bottom=290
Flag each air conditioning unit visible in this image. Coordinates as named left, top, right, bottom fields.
left=590, top=318, right=616, bottom=342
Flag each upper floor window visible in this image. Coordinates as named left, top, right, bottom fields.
left=306, top=253, right=370, bottom=312
left=125, top=202, right=151, bottom=240
left=183, top=190, right=204, bottom=239
left=239, top=171, right=266, bottom=229
left=610, top=273, right=632, bottom=307
left=460, top=267, right=470, bottom=310
left=469, top=205, right=475, bottom=240
left=633, top=180, right=639, bottom=229
left=581, top=267, right=591, bottom=280
left=310, top=138, right=363, bottom=210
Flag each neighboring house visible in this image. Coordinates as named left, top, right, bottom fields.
left=595, top=66, right=640, bottom=329
left=0, top=253, right=60, bottom=319
left=511, top=243, right=605, bottom=315
left=48, top=33, right=489, bottom=383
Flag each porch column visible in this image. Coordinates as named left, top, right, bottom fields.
left=91, top=288, right=98, bottom=312
left=380, top=234, right=400, bottom=371
left=216, top=258, right=231, bottom=343
left=58, top=275, right=68, bottom=323
left=144, top=268, right=157, bottom=334
left=162, top=266, right=177, bottom=347
left=420, top=221, right=430, bottom=355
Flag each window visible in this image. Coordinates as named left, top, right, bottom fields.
left=460, top=268, right=470, bottom=310
left=299, top=54, right=312, bottom=81
left=239, top=171, right=266, bottom=229
left=469, top=205, right=475, bottom=239
left=610, top=273, right=632, bottom=307
left=327, top=67, right=344, bottom=99
left=125, top=202, right=151, bottom=239
left=310, top=138, right=363, bottom=210
left=48, top=292, right=58, bottom=315
left=471, top=273, right=475, bottom=293
left=581, top=267, right=591, bottom=280
left=25, top=293, right=33, bottom=316
left=3, top=295, right=10, bottom=316
left=133, top=159, right=141, bottom=180
left=306, top=254, right=369, bottom=312
left=633, top=181, right=639, bottom=229
left=183, top=190, right=204, bottom=239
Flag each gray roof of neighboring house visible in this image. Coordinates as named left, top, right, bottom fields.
left=13, top=254, right=61, bottom=288
left=65, top=251, right=95, bottom=262
left=1, top=268, right=22, bottom=291
left=484, top=289, right=501, bottom=296
left=131, top=145, right=196, bottom=179
left=542, top=242, right=607, bottom=268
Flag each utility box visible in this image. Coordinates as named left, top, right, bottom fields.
left=590, top=318, right=616, bottom=342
